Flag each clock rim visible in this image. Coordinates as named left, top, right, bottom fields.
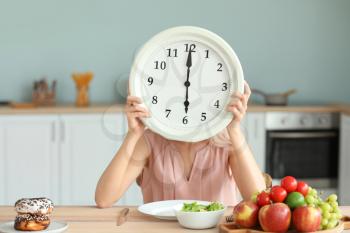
left=129, top=26, right=244, bottom=142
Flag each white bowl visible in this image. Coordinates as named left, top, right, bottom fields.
left=173, top=201, right=226, bottom=229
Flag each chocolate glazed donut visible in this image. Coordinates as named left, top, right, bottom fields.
left=14, top=214, right=50, bottom=231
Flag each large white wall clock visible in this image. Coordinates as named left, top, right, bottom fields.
left=129, top=26, right=244, bottom=142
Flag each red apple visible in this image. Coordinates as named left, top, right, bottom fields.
left=233, top=200, right=259, bottom=228
left=257, top=191, right=271, bottom=206
left=259, top=203, right=291, bottom=233
left=292, top=206, right=321, bottom=232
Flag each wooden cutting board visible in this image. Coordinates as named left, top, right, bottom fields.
left=219, top=216, right=350, bottom=233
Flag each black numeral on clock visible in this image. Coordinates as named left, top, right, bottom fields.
left=214, top=100, right=220, bottom=108
left=184, top=43, right=196, bottom=52
left=222, top=82, right=228, bottom=91
left=165, top=109, right=171, bottom=118
left=154, top=61, right=166, bottom=70
left=205, top=50, right=209, bottom=58
left=166, top=48, right=178, bottom=57
left=152, top=96, right=158, bottom=104
left=217, top=63, right=223, bottom=72
left=201, top=112, right=207, bottom=121
left=147, top=77, right=153, bottom=85
left=182, top=116, right=188, bottom=124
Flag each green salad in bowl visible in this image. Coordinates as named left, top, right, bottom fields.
left=181, top=201, right=224, bottom=212
left=173, top=201, right=226, bottom=229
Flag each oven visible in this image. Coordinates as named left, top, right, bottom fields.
left=265, top=112, right=339, bottom=195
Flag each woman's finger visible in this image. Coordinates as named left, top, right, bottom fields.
left=127, top=96, right=142, bottom=105
left=241, top=95, right=248, bottom=108
left=126, top=109, right=150, bottom=118
left=231, top=92, right=244, bottom=101
left=129, top=112, right=150, bottom=118
left=127, top=105, right=149, bottom=113
left=231, top=107, right=243, bottom=121
left=227, top=101, right=245, bottom=114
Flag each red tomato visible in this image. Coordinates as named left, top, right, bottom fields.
left=296, top=181, right=309, bottom=196
left=257, top=191, right=271, bottom=206
left=270, top=186, right=287, bottom=203
left=281, top=176, right=297, bottom=193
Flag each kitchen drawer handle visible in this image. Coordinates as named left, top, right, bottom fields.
left=51, top=122, right=55, bottom=142
left=269, top=132, right=337, bottom=139
left=60, top=121, right=65, bottom=142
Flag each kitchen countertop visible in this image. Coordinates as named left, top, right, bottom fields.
left=332, top=104, right=350, bottom=116
left=0, top=104, right=125, bottom=115
left=1, top=103, right=350, bottom=115
left=0, top=206, right=349, bottom=233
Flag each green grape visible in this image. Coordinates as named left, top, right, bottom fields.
left=316, top=197, right=323, bottom=206
left=321, top=218, right=329, bottom=226
left=251, top=191, right=259, bottom=203
left=336, top=212, right=342, bottom=219
left=327, top=194, right=338, bottom=202
left=323, top=211, right=331, bottom=219
left=330, top=201, right=338, bottom=209
left=321, top=203, right=331, bottom=212
left=305, top=195, right=315, bottom=205
left=309, top=188, right=318, bottom=196
left=327, top=219, right=338, bottom=229
left=330, top=213, right=337, bottom=220
left=252, top=190, right=260, bottom=196
left=251, top=194, right=257, bottom=202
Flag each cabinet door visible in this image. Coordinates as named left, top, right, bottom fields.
left=235, top=112, right=266, bottom=201
left=0, top=120, right=5, bottom=204
left=339, top=114, right=350, bottom=205
left=0, top=115, right=59, bottom=205
left=60, top=113, right=143, bottom=205
left=243, top=113, right=266, bottom=171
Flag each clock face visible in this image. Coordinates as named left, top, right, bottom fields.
left=130, top=27, right=244, bottom=142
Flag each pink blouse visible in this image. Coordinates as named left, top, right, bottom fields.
left=137, top=129, right=238, bottom=206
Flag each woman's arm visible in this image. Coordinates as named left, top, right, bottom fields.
left=95, top=96, right=150, bottom=208
left=227, top=82, right=266, bottom=200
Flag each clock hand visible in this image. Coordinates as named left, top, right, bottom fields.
left=184, top=49, right=192, bottom=114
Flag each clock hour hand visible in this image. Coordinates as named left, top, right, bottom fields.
left=184, top=48, right=192, bottom=114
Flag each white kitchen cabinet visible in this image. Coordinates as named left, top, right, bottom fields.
left=0, top=112, right=144, bottom=206
left=0, top=115, right=59, bottom=205
left=59, top=113, right=143, bottom=206
left=241, top=112, right=266, bottom=171
left=235, top=112, right=266, bottom=201
left=339, top=114, right=350, bottom=205
left=0, top=119, right=4, bottom=204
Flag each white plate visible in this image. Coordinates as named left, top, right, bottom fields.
left=137, top=200, right=211, bottom=220
left=0, top=221, right=68, bottom=233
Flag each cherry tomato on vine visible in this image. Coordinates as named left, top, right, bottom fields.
left=270, top=186, right=287, bottom=202
left=296, top=181, right=309, bottom=196
left=257, top=191, right=271, bottom=206
left=281, top=176, right=298, bottom=193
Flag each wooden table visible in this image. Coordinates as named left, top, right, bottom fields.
left=0, top=206, right=349, bottom=233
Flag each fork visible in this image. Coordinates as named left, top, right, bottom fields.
left=225, top=214, right=234, bottom=223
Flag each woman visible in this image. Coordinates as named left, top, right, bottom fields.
left=95, top=81, right=265, bottom=208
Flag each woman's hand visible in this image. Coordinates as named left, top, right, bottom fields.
left=226, top=81, right=251, bottom=135
left=126, top=96, right=150, bottom=138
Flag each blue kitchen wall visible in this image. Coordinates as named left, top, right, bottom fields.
left=0, top=0, right=349, bottom=104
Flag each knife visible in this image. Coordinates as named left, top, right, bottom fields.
left=116, top=207, right=130, bottom=226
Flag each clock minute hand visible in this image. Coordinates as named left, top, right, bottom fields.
left=184, top=49, right=192, bottom=114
